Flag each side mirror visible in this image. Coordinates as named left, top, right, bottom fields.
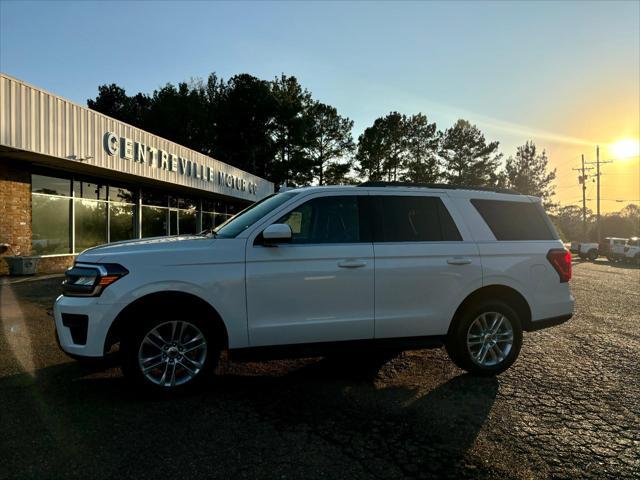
left=262, top=224, right=292, bottom=245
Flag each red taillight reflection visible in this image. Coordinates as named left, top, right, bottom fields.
left=547, top=249, right=572, bottom=283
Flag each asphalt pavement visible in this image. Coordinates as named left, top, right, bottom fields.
left=0, top=260, right=638, bottom=479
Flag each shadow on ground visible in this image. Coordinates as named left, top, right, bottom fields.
left=0, top=351, right=499, bottom=479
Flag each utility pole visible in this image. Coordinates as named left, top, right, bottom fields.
left=573, top=155, right=593, bottom=239
left=596, top=146, right=600, bottom=240
left=585, top=145, right=613, bottom=242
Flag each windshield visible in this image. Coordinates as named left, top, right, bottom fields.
left=214, top=191, right=299, bottom=238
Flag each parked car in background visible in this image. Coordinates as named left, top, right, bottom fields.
left=623, top=237, right=640, bottom=264
left=577, top=242, right=600, bottom=261
left=54, top=183, right=574, bottom=392
left=600, top=237, right=628, bottom=262
left=569, top=241, right=581, bottom=254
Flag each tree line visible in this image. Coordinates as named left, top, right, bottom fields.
left=551, top=204, right=639, bottom=242
left=87, top=72, right=556, bottom=203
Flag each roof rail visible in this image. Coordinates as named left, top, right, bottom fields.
left=356, top=181, right=520, bottom=195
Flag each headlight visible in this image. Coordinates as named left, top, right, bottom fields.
left=62, top=263, right=128, bottom=297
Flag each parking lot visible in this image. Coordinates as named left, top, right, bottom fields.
left=0, top=259, right=638, bottom=479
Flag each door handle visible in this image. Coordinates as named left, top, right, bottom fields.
left=447, top=257, right=472, bottom=265
left=338, top=260, right=367, bottom=268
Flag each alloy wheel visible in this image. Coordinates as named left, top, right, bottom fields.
left=137, top=320, right=208, bottom=387
left=466, top=312, right=514, bottom=367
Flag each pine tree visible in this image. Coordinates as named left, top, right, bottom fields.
left=401, top=113, right=440, bottom=183
left=305, top=102, right=354, bottom=185
left=504, top=141, right=556, bottom=205
left=440, top=119, right=502, bottom=186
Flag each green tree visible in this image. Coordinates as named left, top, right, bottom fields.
left=88, top=84, right=151, bottom=127
left=550, top=205, right=594, bottom=241
left=270, top=75, right=314, bottom=187
left=145, top=82, right=211, bottom=155
left=401, top=113, right=440, bottom=183
left=440, top=119, right=502, bottom=186
left=209, top=74, right=279, bottom=180
left=305, top=102, right=355, bottom=185
left=504, top=141, right=556, bottom=206
left=355, top=112, right=407, bottom=181
left=355, top=118, right=388, bottom=181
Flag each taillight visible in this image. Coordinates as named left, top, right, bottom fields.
left=547, top=249, right=572, bottom=283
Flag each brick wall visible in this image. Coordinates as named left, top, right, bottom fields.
left=37, top=255, right=76, bottom=273
left=0, top=159, right=32, bottom=275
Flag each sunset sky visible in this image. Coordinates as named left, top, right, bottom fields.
left=1, top=1, right=638, bottom=211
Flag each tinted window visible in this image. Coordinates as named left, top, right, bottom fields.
left=109, top=186, right=134, bottom=203
left=373, top=196, right=462, bottom=242
left=32, top=174, right=71, bottom=196
left=74, top=181, right=107, bottom=200
left=75, top=199, right=107, bottom=250
left=471, top=199, right=558, bottom=241
left=31, top=195, right=71, bottom=254
left=276, top=196, right=366, bottom=244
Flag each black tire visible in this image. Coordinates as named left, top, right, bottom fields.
left=587, top=249, right=598, bottom=261
left=445, top=299, right=523, bottom=376
left=121, top=313, right=219, bottom=393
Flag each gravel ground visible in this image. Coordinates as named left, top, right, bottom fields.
left=0, top=260, right=638, bottom=479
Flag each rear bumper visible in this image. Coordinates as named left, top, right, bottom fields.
left=525, top=313, right=572, bottom=332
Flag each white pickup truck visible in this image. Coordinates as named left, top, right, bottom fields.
left=623, top=237, right=640, bottom=264
left=570, top=237, right=627, bottom=262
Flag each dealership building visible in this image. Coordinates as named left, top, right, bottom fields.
left=0, top=73, right=274, bottom=274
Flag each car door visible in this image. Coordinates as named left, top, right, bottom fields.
left=245, top=192, right=374, bottom=346
left=372, top=193, right=482, bottom=338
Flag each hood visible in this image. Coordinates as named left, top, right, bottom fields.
left=77, top=235, right=215, bottom=263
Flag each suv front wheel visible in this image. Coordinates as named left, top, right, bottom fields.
left=121, top=316, right=218, bottom=392
left=446, top=300, right=523, bottom=376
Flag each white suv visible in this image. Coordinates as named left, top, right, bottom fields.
left=54, top=183, right=574, bottom=391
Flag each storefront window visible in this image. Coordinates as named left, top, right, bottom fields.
left=109, top=186, right=134, bottom=203
left=32, top=174, right=71, bottom=196
left=110, top=203, right=135, bottom=242
left=74, top=180, right=107, bottom=200
left=179, top=209, right=197, bottom=234
left=75, top=199, right=107, bottom=251
left=31, top=174, right=250, bottom=252
left=143, top=190, right=168, bottom=207
left=31, top=194, right=71, bottom=254
left=202, top=212, right=215, bottom=231
left=142, top=206, right=167, bottom=238
left=169, top=210, right=178, bottom=235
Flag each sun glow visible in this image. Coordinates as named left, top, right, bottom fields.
left=610, top=139, right=640, bottom=159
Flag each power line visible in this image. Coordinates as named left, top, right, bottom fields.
left=584, top=146, right=613, bottom=241
left=572, top=154, right=594, bottom=238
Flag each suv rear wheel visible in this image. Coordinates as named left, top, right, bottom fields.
left=121, top=316, right=219, bottom=392
left=446, top=300, right=523, bottom=376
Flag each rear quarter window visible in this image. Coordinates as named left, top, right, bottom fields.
left=373, top=196, right=462, bottom=242
left=471, top=199, right=558, bottom=241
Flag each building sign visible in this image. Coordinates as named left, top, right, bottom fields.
left=103, top=131, right=258, bottom=195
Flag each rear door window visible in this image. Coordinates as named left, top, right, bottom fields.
left=471, top=199, right=558, bottom=241
left=373, top=196, right=462, bottom=242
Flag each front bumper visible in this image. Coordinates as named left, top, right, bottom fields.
left=53, top=295, right=122, bottom=358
